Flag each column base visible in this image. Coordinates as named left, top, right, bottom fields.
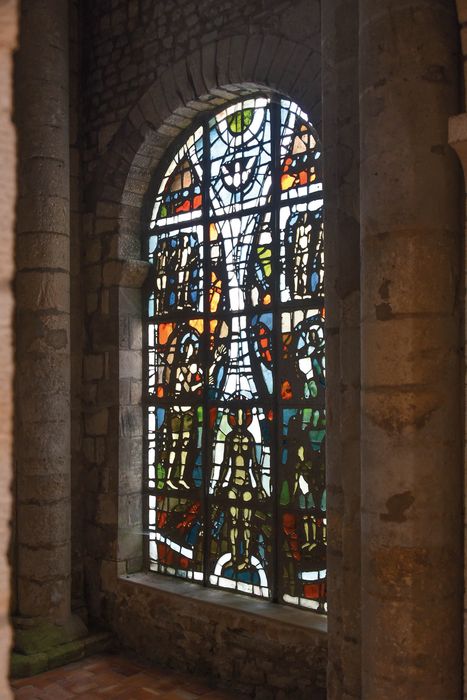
left=11, top=616, right=114, bottom=679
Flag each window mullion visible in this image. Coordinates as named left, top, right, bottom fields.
left=201, top=117, right=212, bottom=587
left=270, top=99, right=283, bottom=605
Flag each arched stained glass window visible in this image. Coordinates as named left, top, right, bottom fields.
left=145, top=96, right=326, bottom=612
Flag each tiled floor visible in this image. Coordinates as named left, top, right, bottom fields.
left=11, top=653, right=238, bottom=699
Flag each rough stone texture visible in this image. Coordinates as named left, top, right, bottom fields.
left=10, top=629, right=113, bottom=679
left=70, top=0, right=87, bottom=623
left=13, top=0, right=87, bottom=646
left=322, top=3, right=361, bottom=699
left=111, top=575, right=326, bottom=700
left=450, top=119, right=467, bottom=700
left=451, top=7, right=467, bottom=698
left=360, top=1, right=463, bottom=698
left=0, top=1, right=17, bottom=697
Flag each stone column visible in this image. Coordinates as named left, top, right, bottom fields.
left=360, top=1, right=462, bottom=698
left=322, top=2, right=361, bottom=699
left=0, top=1, right=18, bottom=697
left=449, top=111, right=467, bottom=700
left=14, top=0, right=85, bottom=653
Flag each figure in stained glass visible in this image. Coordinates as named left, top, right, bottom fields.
left=152, top=230, right=202, bottom=314
left=212, top=406, right=269, bottom=571
left=280, top=408, right=326, bottom=608
left=246, top=218, right=273, bottom=308
left=154, top=495, right=203, bottom=576
left=248, top=313, right=274, bottom=396
left=281, top=312, right=325, bottom=402
left=280, top=103, right=321, bottom=200
left=285, top=210, right=324, bottom=299
left=165, top=407, right=202, bottom=491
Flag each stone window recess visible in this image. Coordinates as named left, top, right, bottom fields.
left=143, top=94, right=326, bottom=612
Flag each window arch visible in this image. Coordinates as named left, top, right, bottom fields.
left=145, top=95, right=325, bottom=612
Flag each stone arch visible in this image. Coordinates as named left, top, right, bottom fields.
left=80, top=31, right=328, bottom=698
left=82, top=29, right=323, bottom=621
left=92, top=35, right=321, bottom=260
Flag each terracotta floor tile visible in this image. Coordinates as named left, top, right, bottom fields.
left=179, top=679, right=214, bottom=695
left=12, top=653, right=235, bottom=700
left=57, top=672, right=96, bottom=688
left=35, top=682, right=74, bottom=700
left=158, top=690, right=200, bottom=700
left=139, top=688, right=162, bottom=697
left=68, top=681, right=100, bottom=693
left=14, top=687, right=40, bottom=699
left=11, top=678, right=33, bottom=689
left=97, top=683, right=126, bottom=696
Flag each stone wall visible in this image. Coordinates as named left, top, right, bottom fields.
left=0, top=0, right=17, bottom=697
left=111, top=575, right=326, bottom=700
left=360, top=1, right=462, bottom=697
left=449, top=2, right=467, bottom=698
left=15, top=0, right=72, bottom=625
left=322, top=3, right=361, bottom=698
left=82, top=0, right=320, bottom=177
left=70, top=0, right=86, bottom=621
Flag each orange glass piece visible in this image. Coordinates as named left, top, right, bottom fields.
left=281, top=380, right=292, bottom=400
left=281, top=173, right=295, bottom=191
left=282, top=512, right=301, bottom=561
left=303, top=582, right=326, bottom=600
left=209, top=272, right=222, bottom=312
left=175, top=193, right=203, bottom=214
left=157, top=510, right=168, bottom=529
left=209, top=223, right=218, bottom=241
left=158, top=322, right=174, bottom=345
left=188, top=318, right=204, bottom=334
left=168, top=160, right=192, bottom=192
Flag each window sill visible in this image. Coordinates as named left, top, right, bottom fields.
left=119, top=572, right=327, bottom=635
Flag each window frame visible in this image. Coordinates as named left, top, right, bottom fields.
left=141, top=92, right=326, bottom=611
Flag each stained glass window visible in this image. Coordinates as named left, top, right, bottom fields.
left=145, top=96, right=326, bottom=612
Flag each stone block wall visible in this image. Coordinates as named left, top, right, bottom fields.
left=111, top=575, right=327, bottom=700
left=0, top=0, right=17, bottom=697
left=70, top=0, right=86, bottom=620
left=82, top=0, right=320, bottom=178
left=451, top=3, right=467, bottom=698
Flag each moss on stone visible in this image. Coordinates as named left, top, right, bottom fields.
left=47, top=640, right=85, bottom=670
left=10, top=652, right=48, bottom=679
left=14, top=616, right=87, bottom=655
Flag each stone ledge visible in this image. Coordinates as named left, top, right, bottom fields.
left=119, top=572, right=328, bottom=635
left=10, top=631, right=114, bottom=679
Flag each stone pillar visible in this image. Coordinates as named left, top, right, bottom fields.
left=322, top=2, right=361, bottom=699
left=360, top=1, right=462, bottom=698
left=14, top=0, right=84, bottom=653
left=0, top=1, right=18, bottom=697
